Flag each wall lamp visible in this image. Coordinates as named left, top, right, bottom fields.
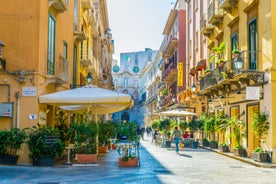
left=0, top=39, right=6, bottom=71
left=191, top=83, right=196, bottom=92
left=86, top=72, right=92, bottom=84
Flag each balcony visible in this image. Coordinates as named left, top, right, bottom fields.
left=198, top=50, right=266, bottom=94
left=162, top=61, right=177, bottom=82
left=74, top=30, right=87, bottom=42
left=82, top=0, right=92, bottom=10
left=219, top=0, right=239, bottom=12
left=162, top=33, right=178, bottom=59
left=46, top=53, right=69, bottom=85
left=200, top=15, right=215, bottom=37
left=208, top=0, right=224, bottom=25
left=81, top=59, right=92, bottom=68
left=48, top=0, right=68, bottom=13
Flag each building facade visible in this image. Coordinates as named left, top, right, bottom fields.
left=112, top=48, right=158, bottom=128
left=158, top=0, right=187, bottom=111
left=0, top=0, right=113, bottom=164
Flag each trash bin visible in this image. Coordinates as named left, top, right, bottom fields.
left=192, top=141, right=198, bottom=149
left=165, top=140, right=171, bottom=148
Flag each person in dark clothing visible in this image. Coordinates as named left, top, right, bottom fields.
left=152, top=129, right=158, bottom=144
left=140, top=125, right=145, bottom=140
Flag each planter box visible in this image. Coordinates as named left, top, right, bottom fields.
left=234, top=148, right=246, bottom=157
left=118, top=157, right=139, bottom=167
left=98, top=145, right=109, bottom=153
left=210, top=142, right=218, bottom=149
left=202, top=142, right=210, bottom=147
left=165, top=140, right=171, bottom=148
left=252, top=152, right=268, bottom=162
left=0, top=155, right=19, bottom=165
left=33, top=157, right=55, bottom=167
left=218, top=145, right=229, bottom=152
left=111, top=144, right=117, bottom=150
left=77, top=154, right=97, bottom=164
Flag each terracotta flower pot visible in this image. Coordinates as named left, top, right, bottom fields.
left=98, top=145, right=109, bottom=153
left=118, top=157, right=139, bottom=167
left=76, top=154, right=97, bottom=163
left=111, top=144, right=117, bottom=150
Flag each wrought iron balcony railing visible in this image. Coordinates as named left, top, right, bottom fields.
left=46, top=52, right=69, bottom=84
left=198, top=50, right=265, bottom=92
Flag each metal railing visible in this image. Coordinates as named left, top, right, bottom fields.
left=198, top=50, right=263, bottom=92
left=47, top=52, right=69, bottom=83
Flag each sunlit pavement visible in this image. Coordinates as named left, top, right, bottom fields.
left=0, top=136, right=276, bottom=184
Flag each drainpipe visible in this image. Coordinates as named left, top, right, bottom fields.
left=15, top=92, right=20, bottom=128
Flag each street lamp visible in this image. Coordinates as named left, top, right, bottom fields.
left=191, top=83, right=196, bottom=92
left=0, top=40, right=5, bottom=58
left=86, top=72, right=92, bottom=84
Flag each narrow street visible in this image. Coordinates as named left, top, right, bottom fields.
left=0, top=136, right=275, bottom=184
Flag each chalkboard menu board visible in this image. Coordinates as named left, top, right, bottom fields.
left=44, top=136, right=58, bottom=146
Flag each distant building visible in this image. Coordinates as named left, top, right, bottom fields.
left=112, top=48, right=158, bottom=127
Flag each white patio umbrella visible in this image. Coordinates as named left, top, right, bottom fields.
left=38, top=85, right=133, bottom=114
left=160, top=109, right=196, bottom=117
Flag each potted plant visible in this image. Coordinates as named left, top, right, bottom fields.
left=28, top=126, right=65, bottom=166
left=202, top=138, right=210, bottom=147
left=219, top=142, right=229, bottom=152
left=0, top=128, right=27, bottom=165
left=116, top=121, right=139, bottom=167
left=68, top=112, right=98, bottom=164
left=188, top=118, right=203, bottom=148
left=251, top=111, right=270, bottom=162
left=203, top=69, right=211, bottom=76
left=219, top=116, right=246, bottom=157
left=210, top=42, right=226, bottom=65
left=158, top=119, right=171, bottom=148
left=98, top=120, right=117, bottom=153
left=210, top=140, right=218, bottom=149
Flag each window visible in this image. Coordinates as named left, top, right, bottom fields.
left=47, top=14, right=56, bottom=75
left=248, top=19, right=257, bottom=70
left=73, top=44, right=77, bottom=86
left=134, top=80, right=138, bottom=88
left=114, top=79, right=117, bottom=87
left=231, top=33, right=238, bottom=51
left=188, top=3, right=191, bottom=20
left=74, top=0, right=78, bottom=31
left=124, top=77, right=128, bottom=88
left=195, top=31, right=198, bottom=50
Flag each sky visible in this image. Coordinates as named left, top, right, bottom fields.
left=106, top=0, right=176, bottom=61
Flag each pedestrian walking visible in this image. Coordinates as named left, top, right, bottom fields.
left=141, top=125, right=146, bottom=140
left=172, top=126, right=181, bottom=153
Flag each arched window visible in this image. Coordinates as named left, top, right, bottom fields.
left=134, top=80, right=138, bottom=88
left=124, top=77, right=128, bottom=87
left=113, top=79, right=117, bottom=87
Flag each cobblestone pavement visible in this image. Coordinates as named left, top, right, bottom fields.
left=0, top=137, right=275, bottom=184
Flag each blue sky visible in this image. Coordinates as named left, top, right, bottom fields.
left=106, top=0, right=175, bottom=61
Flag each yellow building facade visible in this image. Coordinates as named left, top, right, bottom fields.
left=197, top=0, right=276, bottom=163
left=0, top=0, right=113, bottom=164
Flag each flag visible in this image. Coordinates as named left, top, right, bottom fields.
left=126, top=55, right=131, bottom=63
